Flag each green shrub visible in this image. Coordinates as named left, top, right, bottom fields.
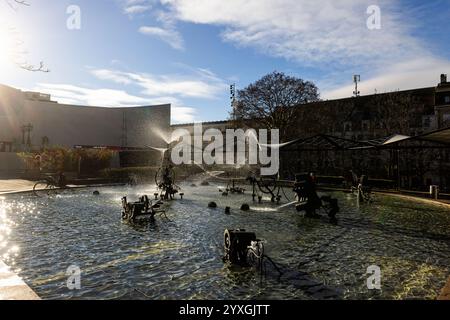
left=18, top=147, right=114, bottom=174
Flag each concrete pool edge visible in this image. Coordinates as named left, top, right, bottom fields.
left=0, top=260, right=40, bottom=300
left=374, top=192, right=450, bottom=209
left=316, top=186, right=450, bottom=209
left=0, top=182, right=126, bottom=197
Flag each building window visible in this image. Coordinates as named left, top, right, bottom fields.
left=445, top=96, right=450, bottom=104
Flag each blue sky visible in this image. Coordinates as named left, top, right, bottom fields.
left=0, top=0, right=449, bottom=123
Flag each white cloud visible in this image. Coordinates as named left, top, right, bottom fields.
left=34, top=64, right=225, bottom=123
left=34, top=84, right=149, bottom=107
left=322, top=57, right=450, bottom=99
left=91, top=69, right=132, bottom=85
left=139, top=26, right=184, bottom=50
left=160, top=0, right=421, bottom=66
left=124, top=5, right=152, bottom=15
left=120, top=0, right=154, bottom=16
left=90, top=68, right=226, bottom=99
left=34, top=83, right=198, bottom=123
left=118, top=0, right=186, bottom=50
left=88, top=66, right=228, bottom=122
left=158, top=0, right=450, bottom=96
left=34, top=83, right=149, bottom=107
left=171, top=106, right=197, bottom=123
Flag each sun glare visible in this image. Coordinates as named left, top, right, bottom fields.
left=0, top=25, right=18, bottom=68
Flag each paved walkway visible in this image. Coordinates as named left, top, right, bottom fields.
left=0, top=179, right=37, bottom=195
left=0, top=261, right=40, bottom=300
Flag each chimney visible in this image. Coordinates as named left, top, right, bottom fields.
left=441, top=74, right=448, bottom=84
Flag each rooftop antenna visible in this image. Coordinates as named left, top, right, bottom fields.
left=353, top=75, right=361, bottom=97
left=230, top=83, right=237, bottom=122
left=230, top=83, right=240, bottom=179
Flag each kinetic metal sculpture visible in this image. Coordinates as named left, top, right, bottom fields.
left=223, top=229, right=257, bottom=265
left=246, top=175, right=283, bottom=203
left=223, top=229, right=282, bottom=275
left=155, top=165, right=180, bottom=200
left=121, top=195, right=166, bottom=222
left=294, top=173, right=339, bottom=224
left=348, top=171, right=372, bottom=202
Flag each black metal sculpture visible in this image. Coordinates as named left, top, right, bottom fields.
left=227, top=179, right=246, bottom=194
left=223, top=229, right=257, bottom=265
left=294, top=173, right=339, bottom=223
left=246, top=175, right=283, bottom=203
left=348, top=170, right=372, bottom=202
left=155, top=165, right=180, bottom=200
left=357, top=175, right=372, bottom=202
left=223, top=229, right=282, bottom=275
left=121, top=195, right=165, bottom=222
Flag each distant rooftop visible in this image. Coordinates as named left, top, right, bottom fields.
left=23, top=91, right=53, bottom=102
left=171, top=120, right=230, bottom=127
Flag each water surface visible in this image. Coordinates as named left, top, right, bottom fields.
left=1, top=180, right=449, bottom=300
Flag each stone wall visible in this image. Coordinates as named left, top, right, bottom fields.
left=0, top=153, right=26, bottom=177
left=0, top=84, right=171, bottom=151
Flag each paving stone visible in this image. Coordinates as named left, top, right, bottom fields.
left=0, top=261, right=40, bottom=300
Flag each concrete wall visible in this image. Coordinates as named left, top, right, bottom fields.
left=0, top=84, right=171, bottom=150
left=0, top=85, right=24, bottom=144
left=0, top=153, right=26, bottom=176
left=0, top=84, right=171, bottom=173
left=19, top=100, right=170, bottom=149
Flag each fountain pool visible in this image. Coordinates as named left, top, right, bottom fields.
left=0, top=181, right=449, bottom=300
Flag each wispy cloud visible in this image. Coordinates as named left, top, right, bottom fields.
left=124, top=5, right=152, bottom=15
left=139, top=26, right=184, bottom=50
left=90, top=68, right=226, bottom=99
left=35, top=65, right=226, bottom=123
left=171, top=106, right=197, bottom=123
left=35, top=83, right=197, bottom=123
left=158, top=0, right=450, bottom=97
left=138, top=7, right=185, bottom=50
left=120, top=0, right=154, bottom=16
left=34, top=83, right=150, bottom=107
left=160, top=0, right=419, bottom=66
left=118, top=0, right=185, bottom=50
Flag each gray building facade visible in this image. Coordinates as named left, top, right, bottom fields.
left=0, top=84, right=171, bottom=173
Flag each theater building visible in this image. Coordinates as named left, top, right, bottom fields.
left=0, top=84, right=171, bottom=174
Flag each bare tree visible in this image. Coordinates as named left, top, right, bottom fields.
left=3, top=0, right=50, bottom=72
left=233, top=71, right=319, bottom=140
left=371, top=91, right=414, bottom=135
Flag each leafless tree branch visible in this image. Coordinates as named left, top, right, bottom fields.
left=4, top=0, right=51, bottom=73
left=14, top=0, right=30, bottom=5
left=5, top=0, right=29, bottom=10
left=234, top=71, right=320, bottom=140
left=20, top=61, right=50, bottom=73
